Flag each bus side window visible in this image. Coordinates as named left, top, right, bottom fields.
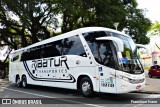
left=62, top=35, right=86, bottom=57
left=42, top=41, right=61, bottom=58
left=10, top=58, right=13, bottom=62
left=12, top=55, right=19, bottom=62
left=82, top=31, right=115, bottom=68
left=21, top=35, right=86, bottom=60
left=87, top=41, right=115, bottom=68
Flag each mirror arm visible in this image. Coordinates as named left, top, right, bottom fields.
left=96, top=37, right=124, bottom=52
left=136, top=44, right=150, bottom=56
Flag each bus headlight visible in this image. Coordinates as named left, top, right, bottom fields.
left=118, top=75, right=145, bottom=84
left=119, top=75, right=130, bottom=82
left=129, top=78, right=145, bottom=84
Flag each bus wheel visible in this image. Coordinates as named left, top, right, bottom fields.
left=80, top=77, right=94, bottom=97
left=16, top=76, right=21, bottom=87
left=22, top=76, right=27, bottom=88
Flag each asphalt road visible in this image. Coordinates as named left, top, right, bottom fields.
left=0, top=77, right=160, bottom=107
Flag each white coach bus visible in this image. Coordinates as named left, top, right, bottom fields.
left=9, top=27, right=146, bottom=97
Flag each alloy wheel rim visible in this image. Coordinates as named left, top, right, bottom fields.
left=22, top=80, right=26, bottom=87
left=17, top=78, right=20, bottom=85
left=82, top=81, right=90, bottom=93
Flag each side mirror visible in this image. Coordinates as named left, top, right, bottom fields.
left=136, top=44, right=150, bottom=56
left=96, top=37, right=124, bottom=52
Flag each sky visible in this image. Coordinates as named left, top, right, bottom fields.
left=0, top=46, right=9, bottom=61
left=137, top=0, right=160, bottom=22
left=137, top=0, right=160, bottom=48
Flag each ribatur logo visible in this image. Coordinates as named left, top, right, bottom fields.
left=31, top=56, right=69, bottom=70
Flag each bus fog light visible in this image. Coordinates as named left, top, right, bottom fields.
left=121, top=85, right=127, bottom=89
left=136, top=85, right=141, bottom=89
left=121, top=86, right=124, bottom=89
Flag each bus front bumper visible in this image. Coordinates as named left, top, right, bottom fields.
left=116, top=80, right=146, bottom=93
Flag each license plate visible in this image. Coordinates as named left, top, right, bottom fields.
left=136, top=85, right=141, bottom=89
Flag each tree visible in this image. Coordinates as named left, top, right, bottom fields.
left=123, top=0, right=151, bottom=44
left=55, top=0, right=127, bottom=33
left=0, top=0, right=60, bottom=70
left=0, top=0, right=58, bottom=49
left=0, top=0, right=152, bottom=72
left=0, top=0, right=151, bottom=48
left=148, top=21, right=160, bottom=36
left=55, top=0, right=151, bottom=44
left=126, top=8, right=151, bottom=44
left=148, top=21, right=160, bottom=50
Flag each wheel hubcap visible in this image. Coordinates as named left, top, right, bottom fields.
left=23, top=80, right=26, bottom=87
left=17, top=78, right=20, bottom=85
left=82, top=81, right=90, bottom=93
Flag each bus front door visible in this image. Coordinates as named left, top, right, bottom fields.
left=98, top=66, right=117, bottom=93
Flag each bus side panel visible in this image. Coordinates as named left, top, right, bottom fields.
left=22, top=61, right=42, bottom=86
left=53, top=55, right=96, bottom=90
left=53, top=55, right=78, bottom=89
left=9, top=62, right=17, bottom=83
left=53, top=67, right=75, bottom=89
left=74, top=67, right=97, bottom=91
left=9, top=61, right=25, bottom=83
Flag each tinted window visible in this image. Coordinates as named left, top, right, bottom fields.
left=82, top=31, right=115, bottom=68
left=83, top=31, right=109, bottom=42
left=88, top=41, right=115, bottom=68
left=12, top=55, right=19, bottom=62
left=157, top=66, right=160, bottom=69
left=151, top=66, right=154, bottom=69
left=21, top=45, right=43, bottom=61
left=43, top=42, right=61, bottom=58
left=152, top=65, right=159, bottom=69
left=62, top=35, right=86, bottom=56
left=21, top=35, right=86, bottom=61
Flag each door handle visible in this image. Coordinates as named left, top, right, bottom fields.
left=100, top=73, right=103, bottom=76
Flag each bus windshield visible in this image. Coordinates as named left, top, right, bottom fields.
left=111, top=32, right=144, bottom=74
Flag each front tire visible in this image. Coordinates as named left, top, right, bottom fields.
left=80, top=77, right=94, bottom=97
left=148, top=73, right=153, bottom=78
left=22, top=76, right=27, bottom=88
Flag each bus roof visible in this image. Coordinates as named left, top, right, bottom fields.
left=11, top=27, right=130, bottom=54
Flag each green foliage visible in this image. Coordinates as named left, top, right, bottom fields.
left=124, top=5, right=151, bottom=44
left=55, top=0, right=151, bottom=44
left=144, top=66, right=150, bottom=70
left=0, top=0, right=57, bottom=49
left=55, top=0, right=127, bottom=32
left=148, top=21, right=160, bottom=36
left=0, top=0, right=151, bottom=50
left=0, top=0, right=152, bottom=72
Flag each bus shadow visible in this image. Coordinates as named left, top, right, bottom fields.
left=9, top=84, right=144, bottom=104
left=12, top=84, right=81, bottom=96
